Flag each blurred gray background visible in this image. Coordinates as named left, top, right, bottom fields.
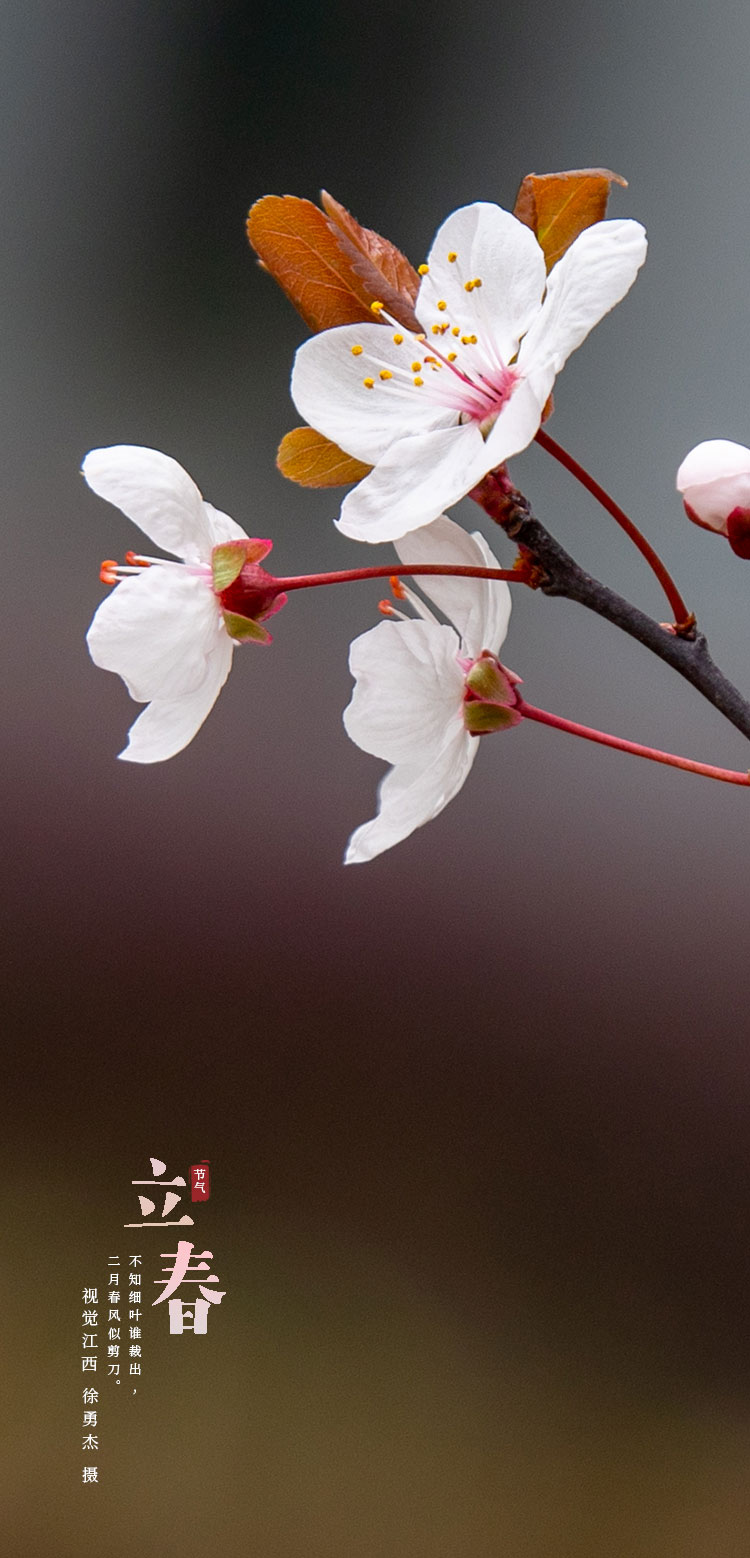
left=4, top=1, right=750, bottom=1554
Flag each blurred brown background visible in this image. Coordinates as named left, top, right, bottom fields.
left=4, top=1, right=750, bottom=1552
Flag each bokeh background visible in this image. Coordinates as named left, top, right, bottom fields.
left=4, top=1, right=750, bottom=1552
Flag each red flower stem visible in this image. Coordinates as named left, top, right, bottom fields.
left=535, top=426, right=691, bottom=628
left=274, top=563, right=527, bottom=592
left=517, top=697, right=750, bottom=786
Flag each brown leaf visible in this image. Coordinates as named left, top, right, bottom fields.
left=277, top=428, right=372, bottom=488
left=320, top=191, right=421, bottom=332
left=247, top=195, right=376, bottom=332
left=513, top=168, right=627, bottom=271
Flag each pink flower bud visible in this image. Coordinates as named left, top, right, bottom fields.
left=676, top=439, right=750, bottom=555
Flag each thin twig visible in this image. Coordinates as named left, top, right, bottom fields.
left=471, top=470, right=750, bottom=744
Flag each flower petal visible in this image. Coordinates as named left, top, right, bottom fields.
left=420, top=203, right=547, bottom=364
left=203, top=502, right=250, bottom=546
left=337, top=422, right=488, bottom=543
left=291, top=323, right=455, bottom=465
left=87, top=567, right=223, bottom=701
left=344, top=619, right=464, bottom=764
left=344, top=726, right=477, bottom=863
left=118, top=635, right=234, bottom=764
left=676, top=440, right=750, bottom=531
left=83, top=446, right=217, bottom=563
left=517, top=219, right=647, bottom=381
left=480, top=375, right=551, bottom=482
left=394, top=515, right=511, bottom=656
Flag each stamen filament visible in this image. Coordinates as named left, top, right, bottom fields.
left=355, top=288, right=519, bottom=423
left=363, top=297, right=490, bottom=396
left=97, top=552, right=211, bottom=587
left=388, top=577, right=440, bottom=624
left=422, top=250, right=509, bottom=378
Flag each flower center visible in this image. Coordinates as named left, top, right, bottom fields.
left=350, top=254, right=519, bottom=429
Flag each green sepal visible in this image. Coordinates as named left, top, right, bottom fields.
left=222, top=609, right=272, bottom=644
left=243, top=538, right=273, bottom=564
left=212, top=542, right=248, bottom=593
left=464, top=654, right=514, bottom=704
left=463, top=702, right=521, bottom=735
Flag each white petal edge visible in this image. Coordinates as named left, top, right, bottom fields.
left=344, top=620, right=465, bottom=764
left=344, top=725, right=477, bottom=864
left=83, top=446, right=216, bottom=563
left=337, top=422, right=489, bottom=543
left=87, top=568, right=223, bottom=702
left=677, top=440, right=750, bottom=490
left=420, top=203, right=547, bottom=365
left=291, top=324, right=456, bottom=465
left=394, top=515, right=511, bottom=656
left=203, top=502, right=250, bottom=546
left=517, top=219, right=647, bottom=381
left=118, top=633, right=234, bottom=763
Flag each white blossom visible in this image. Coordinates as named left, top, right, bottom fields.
left=85, top=445, right=257, bottom=763
left=293, top=202, right=647, bottom=543
left=343, top=515, right=514, bottom=863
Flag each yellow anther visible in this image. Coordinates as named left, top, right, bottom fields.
left=424, top=355, right=439, bottom=364
left=415, top=333, right=427, bottom=343
left=464, top=280, right=475, bottom=292
left=351, top=344, right=363, bottom=356
left=379, top=369, right=392, bottom=380
left=370, top=300, right=384, bottom=314
left=363, top=377, right=375, bottom=389
left=413, top=376, right=424, bottom=387
left=473, top=277, right=482, bottom=288
left=469, top=334, right=477, bottom=343
left=447, top=351, right=457, bottom=362
left=461, top=335, right=472, bottom=345
left=392, top=333, right=404, bottom=345
left=411, top=360, right=422, bottom=372
left=418, top=263, right=429, bottom=275
left=447, top=251, right=457, bottom=262
left=451, top=326, right=460, bottom=337
left=437, top=300, right=447, bottom=311
left=431, top=324, right=441, bottom=335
